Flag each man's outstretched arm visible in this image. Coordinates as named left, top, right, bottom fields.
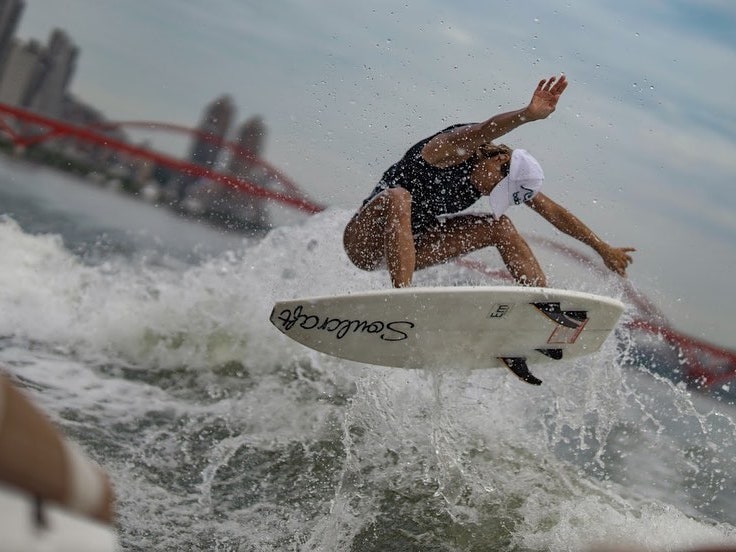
left=527, top=193, right=636, bottom=276
left=422, top=74, right=568, bottom=167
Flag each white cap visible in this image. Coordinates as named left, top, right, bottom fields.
left=488, top=148, right=544, bottom=219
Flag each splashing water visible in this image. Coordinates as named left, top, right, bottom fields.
left=0, top=165, right=734, bottom=551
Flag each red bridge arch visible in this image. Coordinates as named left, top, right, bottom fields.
left=0, top=103, right=325, bottom=214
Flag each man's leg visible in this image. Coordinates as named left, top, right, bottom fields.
left=414, top=214, right=547, bottom=286
left=343, top=188, right=416, bottom=287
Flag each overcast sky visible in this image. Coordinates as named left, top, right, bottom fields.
left=14, top=0, right=736, bottom=346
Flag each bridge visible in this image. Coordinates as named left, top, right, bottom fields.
left=0, top=102, right=733, bottom=398
left=0, top=103, right=323, bottom=215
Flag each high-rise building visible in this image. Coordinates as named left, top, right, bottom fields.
left=27, top=29, right=78, bottom=118
left=0, top=37, right=42, bottom=105
left=226, top=116, right=270, bottom=228
left=0, top=0, right=25, bottom=76
left=232, top=116, right=265, bottom=159
left=187, top=94, right=235, bottom=168
left=228, top=116, right=265, bottom=174
left=172, top=94, right=235, bottom=200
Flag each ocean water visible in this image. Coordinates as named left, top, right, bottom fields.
left=1, top=160, right=735, bottom=552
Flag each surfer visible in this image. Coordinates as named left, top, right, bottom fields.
left=343, top=74, right=635, bottom=288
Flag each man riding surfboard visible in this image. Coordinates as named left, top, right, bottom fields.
left=343, top=74, right=635, bottom=288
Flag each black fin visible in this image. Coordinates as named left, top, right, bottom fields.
left=500, top=357, right=543, bottom=385
left=536, top=348, right=564, bottom=360
left=532, top=302, right=587, bottom=328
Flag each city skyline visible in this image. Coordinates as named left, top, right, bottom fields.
left=5, top=0, right=736, bottom=344
left=11, top=2, right=734, bottom=204
left=0, top=1, right=267, bottom=152
left=0, top=0, right=277, bottom=230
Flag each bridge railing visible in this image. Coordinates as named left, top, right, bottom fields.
left=0, top=103, right=325, bottom=215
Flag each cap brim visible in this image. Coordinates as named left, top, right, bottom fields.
left=488, top=177, right=511, bottom=219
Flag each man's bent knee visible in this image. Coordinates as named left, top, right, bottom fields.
left=343, top=222, right=383, bottom=271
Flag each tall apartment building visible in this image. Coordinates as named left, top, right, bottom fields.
left=0, top=37, right=42, bottom=105
left=187, top=94, right=235, bottom=168
left=172, top=94, right=235, bottom=200
left=27, top=29, right=78, bottom=118
left=226, top=116, right=270, bottom=228
left=0, top=0, right=24, bottom=75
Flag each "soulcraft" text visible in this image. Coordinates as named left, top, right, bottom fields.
left=274, top=305, right=414, bottom=341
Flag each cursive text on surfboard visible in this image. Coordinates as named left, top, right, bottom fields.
left=274, top=305, right=414, bottom=341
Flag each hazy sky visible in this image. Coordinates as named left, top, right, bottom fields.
left=14, top=0, right=736, bottom=345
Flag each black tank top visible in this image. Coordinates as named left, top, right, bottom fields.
left=362, top=124, right=482, bottom=233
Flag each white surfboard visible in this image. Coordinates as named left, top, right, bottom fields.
left=0, top=484, right=119, bottom=552
left=269, top=286, right=625, bottom=385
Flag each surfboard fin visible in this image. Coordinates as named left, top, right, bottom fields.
left=500, top=357, right=543, bottom=386
left=536, top=348, right=564, bottom=360
left=531, top=302, right=587, bottom=329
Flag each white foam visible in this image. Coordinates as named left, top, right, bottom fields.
left=2, top=212, right=735, bottom=551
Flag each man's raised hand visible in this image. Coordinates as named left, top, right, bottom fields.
left=526, top=74, right=568, bottom=120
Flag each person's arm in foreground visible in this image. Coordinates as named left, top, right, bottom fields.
left=422, top=74, right=569, bottom=167
left=527, top=193, right=635, bottom=276
left=0, top=372, right=115, bottom=524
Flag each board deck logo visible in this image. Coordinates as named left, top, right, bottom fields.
left=531, top=302, right=588, bottom=344
left=488, top=303, right=513, bottom=319
left=272, top=304, right=415, bottom=342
